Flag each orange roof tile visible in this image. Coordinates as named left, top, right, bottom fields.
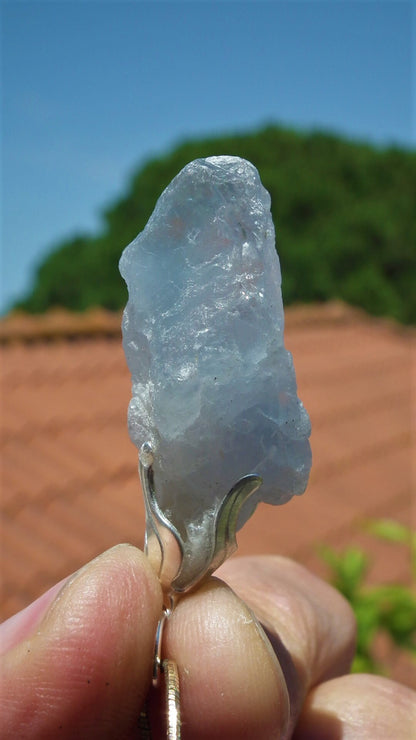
left=1, top=303, right=414, bottom=687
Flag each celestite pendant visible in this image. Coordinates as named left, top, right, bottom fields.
left=120, top=156, right=311, bottom=596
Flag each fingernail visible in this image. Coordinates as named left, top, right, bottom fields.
left=0, top=576, right=70, bottom=655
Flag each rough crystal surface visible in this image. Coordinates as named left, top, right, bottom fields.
left=120, top=156, right=311, bottom=551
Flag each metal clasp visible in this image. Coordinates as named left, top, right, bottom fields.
left=139, top=442, right=262, bottom=597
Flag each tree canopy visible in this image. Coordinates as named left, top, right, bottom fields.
left=15, top=125, right=416, bottom=324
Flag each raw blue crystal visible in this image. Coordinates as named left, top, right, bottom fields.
left=120, top=156, right=311, bottom=554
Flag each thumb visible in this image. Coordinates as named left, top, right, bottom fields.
left=1, top=544, right=163, bottom=739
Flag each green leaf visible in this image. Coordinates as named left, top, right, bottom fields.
left=351, top=653, right=380, bottom=674
left=318, top=545, right=369, bottom=600
left=364, top=519, right=415, bottom=545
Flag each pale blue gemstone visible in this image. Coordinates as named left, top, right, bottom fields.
left=120, top=156, right=311, bottom=552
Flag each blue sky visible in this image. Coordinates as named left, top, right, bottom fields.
left=1, top=1, right=414, bottom=313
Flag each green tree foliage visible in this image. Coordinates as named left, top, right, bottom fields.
left=319, top=519, right=416, bottom=675
left=16, top=126, right=416, bottom=323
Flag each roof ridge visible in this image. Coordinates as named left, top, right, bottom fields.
left=0, top=301, right=411, bottom=344
left=0, top=307, right=123, bottom=344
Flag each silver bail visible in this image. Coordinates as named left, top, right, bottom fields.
left=139, top=442, right=262, bottom=597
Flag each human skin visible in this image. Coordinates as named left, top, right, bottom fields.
left=1, top=545, right=415, bottom=739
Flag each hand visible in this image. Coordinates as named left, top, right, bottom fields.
left=1, top=544, right=415, bottom=738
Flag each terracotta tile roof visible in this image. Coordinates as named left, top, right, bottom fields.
left=1, top=304, right=414, bottom=687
